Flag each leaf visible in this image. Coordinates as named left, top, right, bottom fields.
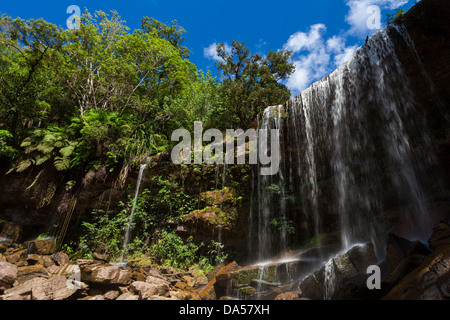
left=24, top=145, right=37, bottom=154
left=36, top=143, right=55, bottom=154
left=20, top=137, right=33, bottom=148
left=59, top=146, right=74, bottom=157
left=54, top=156, right=70, bottom=171
left=16, top=159, right=33, bottom=172
left=35, top=154, right=52, bottom=166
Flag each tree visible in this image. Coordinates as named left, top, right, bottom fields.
left=0, top=16, right=63, bottom=145
left=215, top=41, right=294, bottom=129
left=386, top=8, right=406, bottom=24
left=141, top=17, right=189, bottom=58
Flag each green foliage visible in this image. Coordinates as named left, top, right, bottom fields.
left=386, top=8, right=406, bottom=24
left=0, top=130, right=17, bottom=159
left=150, top=230, right=202, bottom=269
left=266, top=184, right=281, bottom=195
left=11, top=125, right=77, bottom=172
left=78, top=191, right=154, bottom=259
left=310, top=233, right=327, bottom=246
left=215, top=41, right=295, bottom=129
left=207, top=240, right=229, bottom=266
left=148, top=176, right=197, bottom=220
left=270, top=217, right=296, bottom=235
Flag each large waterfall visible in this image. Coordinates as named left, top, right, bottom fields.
left=247, top=23, right=444, bottom=266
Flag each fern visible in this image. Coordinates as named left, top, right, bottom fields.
left=36, top=143, right=55, bottom=154
left=59, top=145, right=75, bottom=157
left=20, top=137, right=33, bottom=148
left=16, top=159, right=33, bottom=172
left=54, top=156, right=70, bottom=171
left=35, top=154, right=52, bottom=166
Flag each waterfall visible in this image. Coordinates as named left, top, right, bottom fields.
left=248, top=23, right=442, bottom=266
left=248, top=105, right=289, bottom=263
left=119, top=159, right=150, bottom=265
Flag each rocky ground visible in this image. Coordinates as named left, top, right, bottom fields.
left=1, top=219, right=448, bottom=300
left=0, top=234, right=213, bottom=300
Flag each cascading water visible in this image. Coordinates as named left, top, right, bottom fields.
left=119, top=158, right=150, bottom=265
left=248, top=106, right=289, bottom=263
left=247, top=23, right=444, bottom=277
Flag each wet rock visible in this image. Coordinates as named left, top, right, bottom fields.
left=300, top=242, right=378, bottom=300
left=382, top=245, right=450, bottom=300
left=215, top=259, right=315, bottom=299
left=0, top=261, right=18, bottom=291
left=429, top=221, right=450, bottom=250
left=199, top=261, right=239, bottom=300
left=385, top=234, right=414, bottom=273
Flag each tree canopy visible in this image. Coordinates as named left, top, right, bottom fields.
left=0, top=10, right=294, bottom=174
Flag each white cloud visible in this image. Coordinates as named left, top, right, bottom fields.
left=283, top=24, right=327, bottom=53
left=283, top=30, right=358, bottom=95
left=283, top=0, right=411, bottom=95
left=345, top=0, right=410, bottom=36
left=203, top=42, right=232, bottom=61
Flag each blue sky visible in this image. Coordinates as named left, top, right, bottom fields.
left=0, top=0, right=418, bottom=95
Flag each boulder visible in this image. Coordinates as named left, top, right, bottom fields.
left=129, top=276, right=170, bottom=299
left=92, top=252, right=109, bottom=262
left=0, top=261, right=18, bottom=291
left=104, top=290, right=120, bottom=300
left=300, top=242, right=378, bottom=300
left=52, top=252, right=69, bottom=266
left=1, top=277, right=44, bottom=300
left=78, top=260, right=132, bottom=285
left=25, top=238, right=56, bottom=255
left=1, top=276, right=79, bottom=300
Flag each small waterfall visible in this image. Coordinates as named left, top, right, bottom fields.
left=119, top=158, right=150, bottom=265
left=248, top=23, right=443, bottom=270
left=248, top=105, right=289, bottom=263
left=324, top=259, right=336, bottom=300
